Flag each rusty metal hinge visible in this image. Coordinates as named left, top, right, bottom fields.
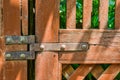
left=5, top=35, right=89, bottom=60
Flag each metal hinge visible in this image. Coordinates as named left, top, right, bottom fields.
left=5, top=35, right=89, bottom=60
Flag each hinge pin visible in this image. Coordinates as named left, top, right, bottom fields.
left=40, top=45, right=45, bottom=50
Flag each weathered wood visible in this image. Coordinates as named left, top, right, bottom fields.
left=35, top=0, right=59, bottom=80
left=66, top=0, right=76, bottom=29
left=83, top=0, right=92, bottom=29
left=99, top=0, right=108, bottom=29
left=59, top=45, right=120, bottom=64
left=91, top=65, right=104, bottom=79
left=22, top=0, right=28, bottom=35
left=69, top=65, right=94, bottom=80
left=98, top=65, right=120, bottom=80
left=115, top=0, right=120, bottom=29
left=60, top=29, right=120, bottom=46
left=3, top=0, right=27, bottom=80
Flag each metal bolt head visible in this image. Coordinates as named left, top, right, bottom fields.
left=81, top=43, right=89, bottom=50
left=20, top=37, right=26, bottom=43
left=20, top=54, right=26, bottom=58
left=6, top=54, right=11, bottom=58
left=61, top=45, right=66, bottom=50
left=6, top=37, right=13, bottom=44
left=40, top=45, right=45, bottom=50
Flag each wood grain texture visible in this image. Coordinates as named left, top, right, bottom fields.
left=91, top=65, right=104, bottom=79
left=98, top=64, right=120, bottom=80
left=99, top=0, right=108, bottom=29
left=83, top=0, right=92, bottom=29
left=66, top=0, right=76, bottom=29
left=35, top=0, right=59, bottom=80
left=59, top=45, right=120, bottom=64
left=69, top=65, right=94, bottom=80
left=62, top=65, right=75, bottom=79
left=22, top=0, right=28, bottom=35
left=115, top=0, right=120, bottom=29
left=3, top=0, right=27, bottom=80
left=60, top=29, right=120, bottom=46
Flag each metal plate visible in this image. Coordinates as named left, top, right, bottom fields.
left=5, top=51, right=35, bottom=60
left=5, top=35, right=35, bottom=44
left=30, top=42, right=89, bottom=52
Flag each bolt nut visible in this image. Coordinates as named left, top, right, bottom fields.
left=6, top=54, right=11, bottom=58
left=20, top=54, right=26, bottom=58
left=40, top=45, right=45, bottom=50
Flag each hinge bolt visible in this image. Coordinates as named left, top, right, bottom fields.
left=81, top=43, right=89, bottom=50
left=20, top=37, right=26, bottom=43
left=6, top=37, right=13, bottom=43
left=61, top=45, right=66, bottom=50
left=6, top=54, right=11, bottom=58
left=20, top=54, right=26, bottom=58
left=40, top=45, right=45, bottom=50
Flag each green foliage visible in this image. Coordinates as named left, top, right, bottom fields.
left=60, top=0, right=115, bottom=29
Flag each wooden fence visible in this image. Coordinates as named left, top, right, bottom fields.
left=0, top=0, right=120, bottom=80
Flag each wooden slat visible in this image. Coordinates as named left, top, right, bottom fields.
left=69, top=65, right=94, bottom=80
left=22, top=0, right=28, bottom=35
left=66, top=0, right=76, bottom=29
left=60, top=29, right=120, bottom=46
left=99, top=0, right=109, bottom=29
left=98, top=64, right=120, bottom=80
left=115, top=0, right=120, bottom=29
left=59, top=45, right=120, bottom=64
left=62, top=65, right=75, bottom=79
left=91, top=65, right=104, bottom=79
left=3, top=0, right=27, bottom=80
left=35, top=0, right=59, bottom=80
left=83, top=0, right=92, bottom=29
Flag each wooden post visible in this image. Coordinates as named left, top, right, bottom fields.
left=35, top=0, right=59, bottom=80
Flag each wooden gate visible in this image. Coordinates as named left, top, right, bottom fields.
left=1, top=0, right=120, bottom=80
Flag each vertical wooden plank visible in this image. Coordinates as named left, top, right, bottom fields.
left=83, top=0, right=92, bottom=29
left=115, top=0, right=120, bottom=29
left=99, top=0, right=109, bottom=29
left=22, top=0, right=28, bottom=35
left=98, top=65, right=120, bottom=80
left=69, top=65, right=94, bottom=80
left=3, top=0, right=27, bottom=80
left=66, top=0, right=76, bottom=29
left=35, top=0, right=59, bottom=80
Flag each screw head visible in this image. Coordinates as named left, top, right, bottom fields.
left=40, top=45, right=45, bottom=50
left=81, top=43, right=89, bottom=50
left=6, top=54, right=11, bottom=58
left=6, top=37, right=13, bottom=44
left=61, top=45, right=66, bottom=50
left=20, top=54, right=26, bottom=58
left=20, top=37, right=26, bottom=43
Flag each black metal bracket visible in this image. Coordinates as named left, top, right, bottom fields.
left=5, top=35, right=89, bottom=60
